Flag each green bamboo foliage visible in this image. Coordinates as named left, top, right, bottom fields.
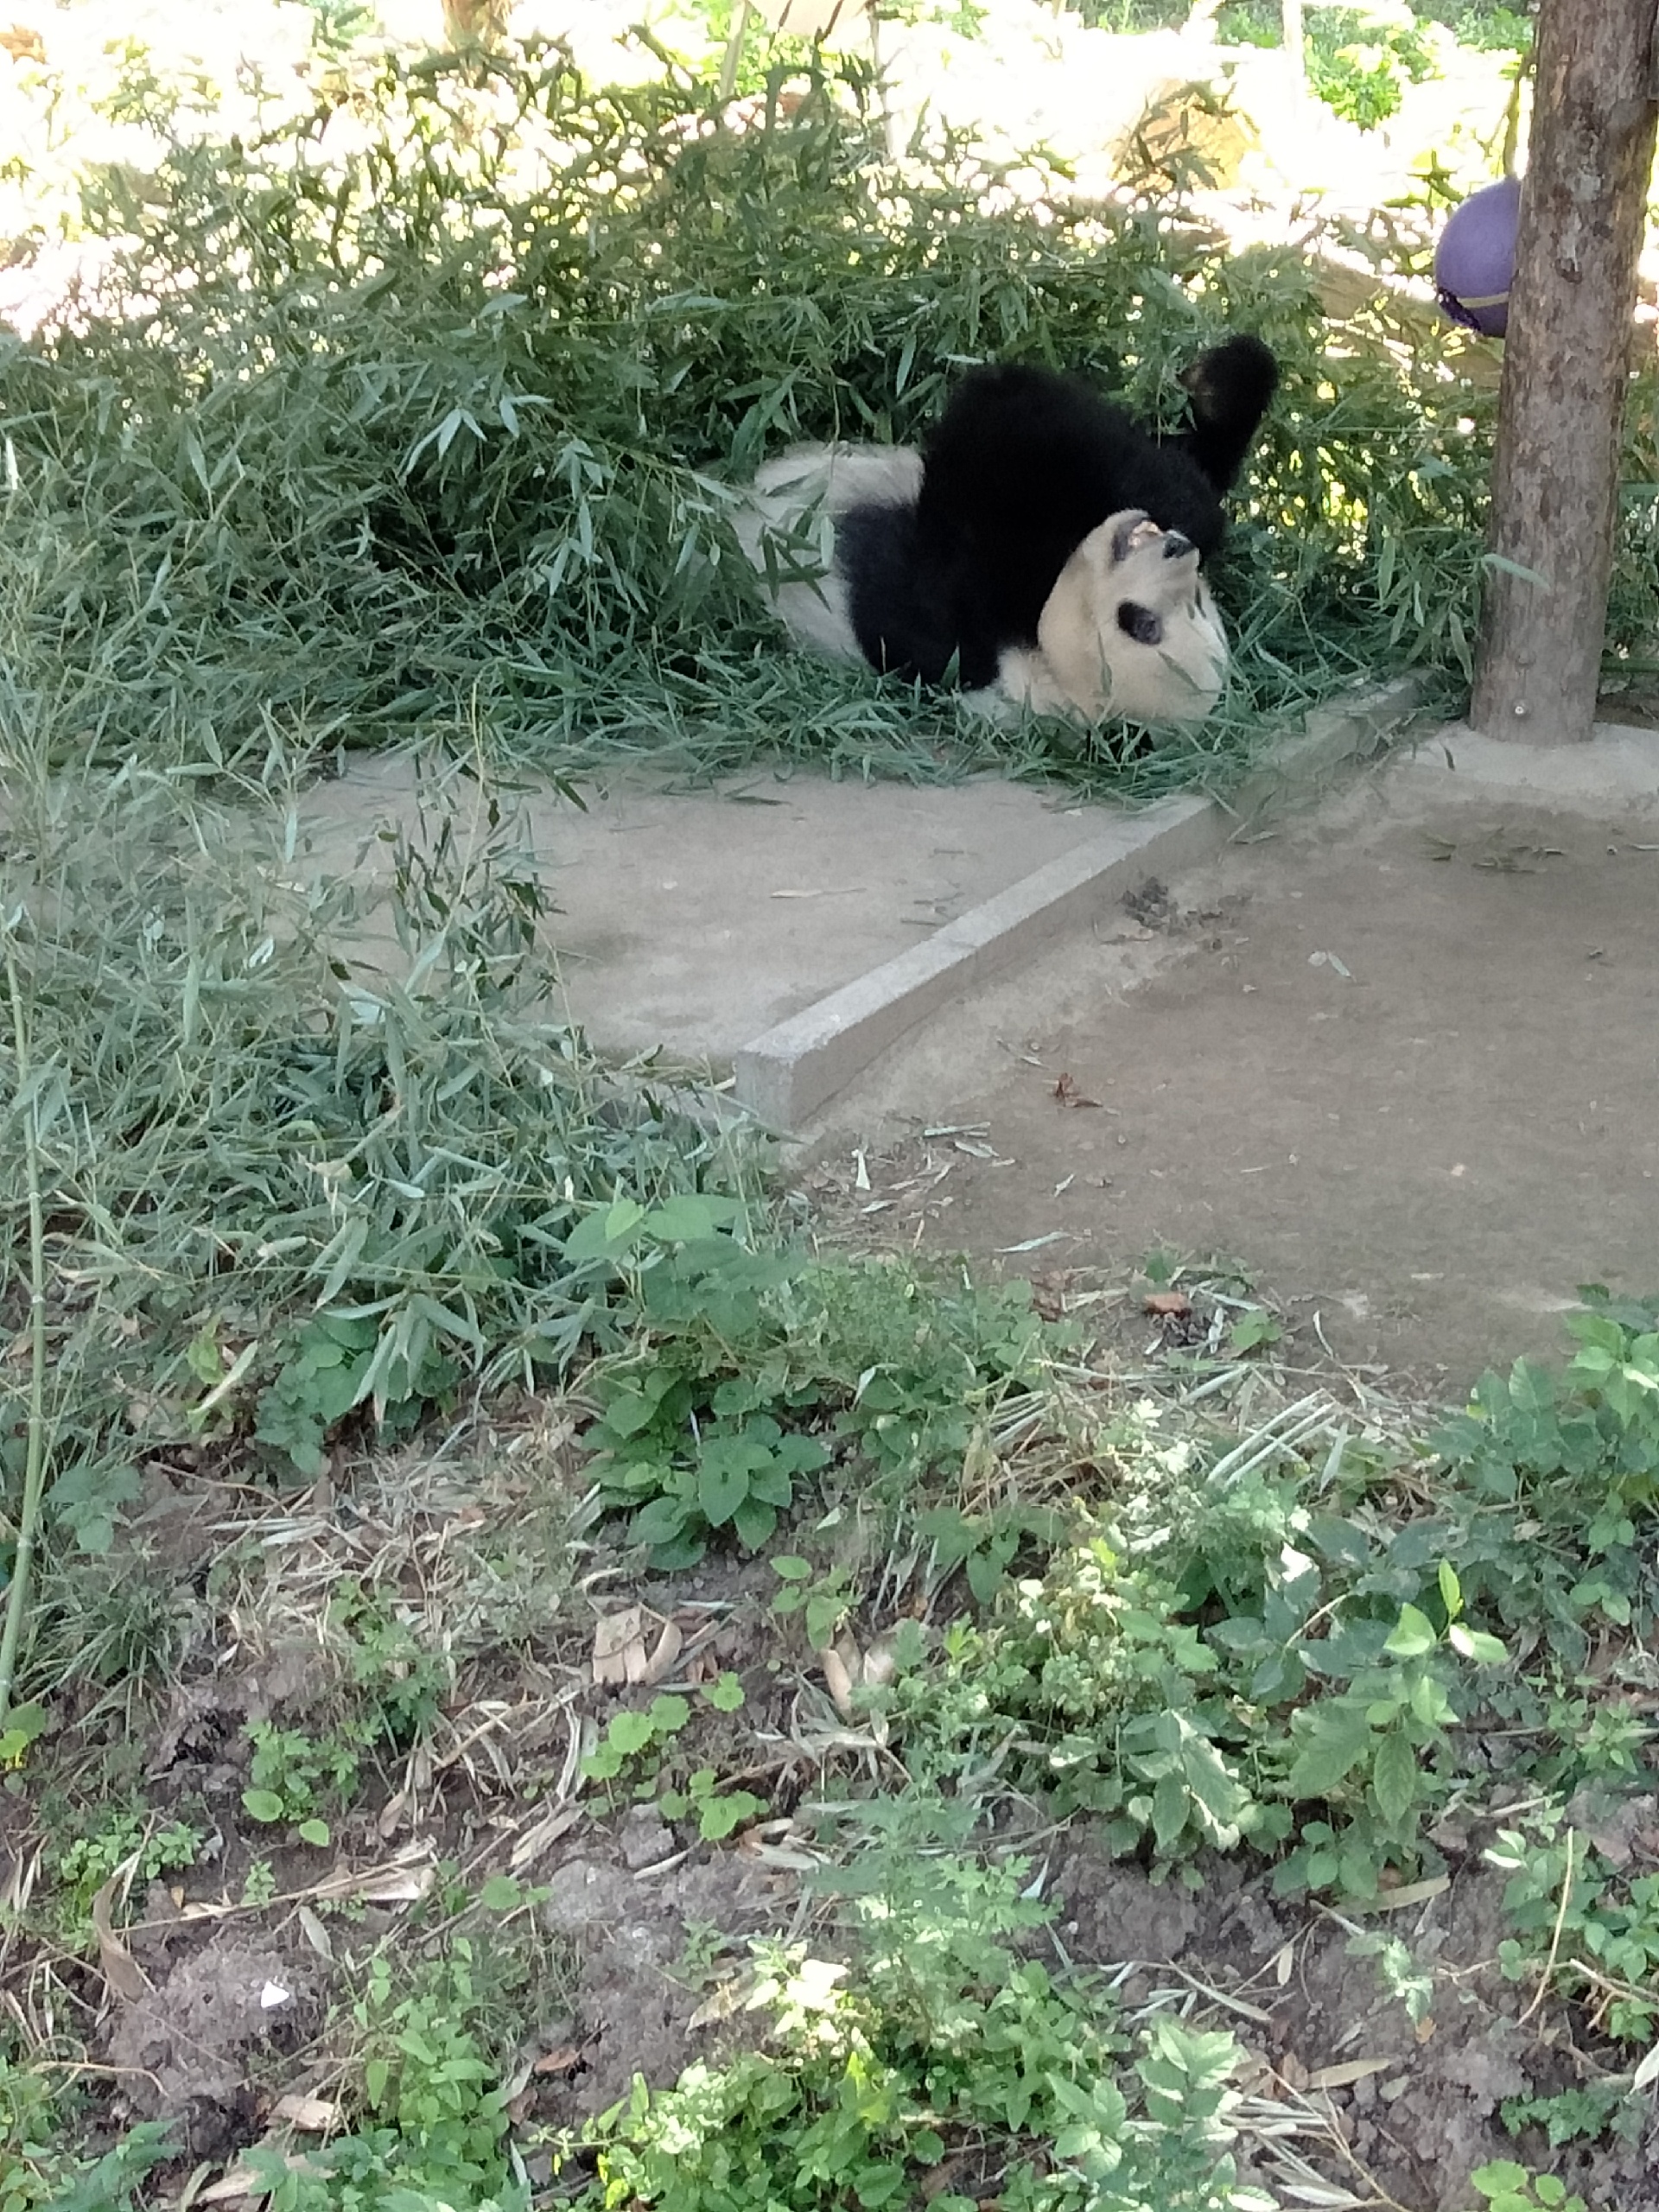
left=0, top=41, right=1585, bottom=797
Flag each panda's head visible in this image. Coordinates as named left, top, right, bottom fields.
left=1035, top=510, right=1228, bottom=724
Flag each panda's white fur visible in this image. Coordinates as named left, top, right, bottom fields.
left=734, top=444, right=1227, bottom=726
left=731, top=442, right=923, bottom=664
left=732, top=338, right=1280, bottom=728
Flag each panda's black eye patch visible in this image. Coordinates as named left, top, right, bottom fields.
left=1116, top=601, right=1163, bottom=646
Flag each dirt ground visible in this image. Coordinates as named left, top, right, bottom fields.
left=808, top=760, right=1659, bottom=1395
left=47, top=745, right=1659, bottom=2212
left=67, top=736, right=1659, bottom=2212
left=106, top=1778, right=1659, bottom=2212
left=496, top=1819, right=1659, bottom=2212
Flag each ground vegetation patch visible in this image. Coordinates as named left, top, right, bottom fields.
left=5, top=781, right=1659, bottom=2212
left=5, top=7, right=1659, bottom=2209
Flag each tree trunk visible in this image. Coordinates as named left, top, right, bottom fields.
left=1470, top=0, right=1658, bottom=744
left=1281, top=0, right=1303, bottom=96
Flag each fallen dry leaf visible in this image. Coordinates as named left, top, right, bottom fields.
left=1144, top=1291, right=1192, bottom=1319
left=1231, top=2046, right=1277, bottom=2098
left=272, top=2092, right=342, bottom=2133
left=1052, top=1072, right=1101, bottom=1109
left=1363, top=1874, right=1451, bottom=1912
left=738, top=1834, right=822, bottom=1871
left=198, top=2151, right=318, bottom=2203
left=172, top=1843, right=435, bottom=1921
left=821, top=1645, right=855, bottom=1719
left=641, top=1617, right=684, bottom=1687
left=531, top=2044, right=582, bottom=2076
left=91, top=1874, right=149, bottom=2004
left=310, top=1850, right=435, bottom=1908
left=296, top=1906, right=334, bottom=1961
left=508, top=1801, right=583, bottom=1873
left=198, top=2171, right=260, bottom=2206
left=688, top=1975, right=759, bottom=2031
left=592, top=1606, right=646, bottom=1688
left=1305, top=2058, right=1390, bottom=2092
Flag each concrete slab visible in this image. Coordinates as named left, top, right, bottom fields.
left=798, top=719, right=1659, bottom=1394
left=734, top=678, right=1425, bottom=1125
left=1415, top=717, right=1659, bottom=806
left=296, top=757, right=1117, bottom=1059
left=294, top=681, right=1426, bottom=1122
left=732, top=793, right=1215, bottom=1128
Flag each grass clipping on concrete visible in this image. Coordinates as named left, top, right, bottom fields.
left=0, top=34, right=1599, bottom=798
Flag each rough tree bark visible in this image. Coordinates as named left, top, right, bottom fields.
left=1470, top=0, right=1658, bottom=745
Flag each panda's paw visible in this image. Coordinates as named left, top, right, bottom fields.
left=981, top=645, right=1078, bottom=724
left=958, top=680, right=1025, bottom=728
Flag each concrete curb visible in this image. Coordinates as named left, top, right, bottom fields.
left=732, top=676, right=1428, bottom=1130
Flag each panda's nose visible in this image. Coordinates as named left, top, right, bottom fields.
left=1162, top=532, right=1193, bottom=559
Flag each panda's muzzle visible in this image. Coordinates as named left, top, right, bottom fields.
left=1109, top=511, right=1155, bottom=563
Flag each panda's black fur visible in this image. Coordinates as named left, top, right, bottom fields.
left=841, top=333, right=1278, bottom=688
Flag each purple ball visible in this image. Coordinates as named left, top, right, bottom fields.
left=1435, top=175, right=1521, bottom=338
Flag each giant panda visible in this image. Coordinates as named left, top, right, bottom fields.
left=734, top=333, right=1278, bottom=728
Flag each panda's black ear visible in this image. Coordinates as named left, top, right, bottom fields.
left=1171, top=334, right=1279, bottom=493
left=1116, top=602, right=1162, bottom=647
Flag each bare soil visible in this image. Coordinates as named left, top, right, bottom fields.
left=1043, top=1840, right=1659, bottom=2212
left=95, top=1795, right=1659, bottom=2212
left=810, top=777, right=1659, bottom=1395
